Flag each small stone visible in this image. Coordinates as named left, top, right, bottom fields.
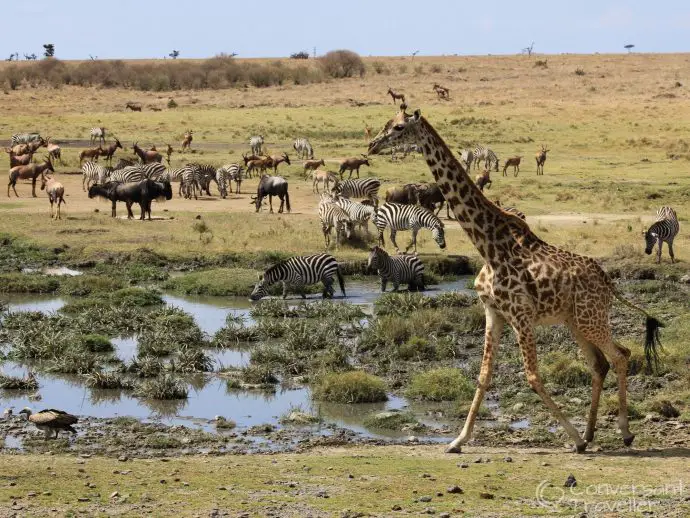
left=110, top=491, right=119, bottom=498
left=473, top=457, right=483, bottom=464
left=27, top=492, right=37, bottom=497
left=564, top=474, right=577, bottom=488
left=77, top=497, right=90, bottom=502
left=504, top=456, right=513, bottom=463
left=407, top=436, right=419, bottom=443
left=78, top=468, right=86, bottom=473
left=160, top=479, right=166, bottom=484
left=459, top=463, right=469, bottom=469
left=9, top=482, right=16, bottom=487
left=316, top=490, right=329, bottom=498
left=447, top=485, right=463, bottom=494
left=182, top=482, right=189, bottom=487
left=42, top=491, right=51, bottom=496
left=391, top=504, right=402, bottom=511
left=347, top=474, right=354, bottom=479
left=422, top=508, right=435, bottom=514
left=479, top=492, right=495, bottom=499
left=436, top=492, right=443, bottom=497
left=419, top=495, right=432, bottom=502
left=439, top=513, right=451, bottom=518
left=541, top=462, right=550, bottom=467
left=118, top=455, right=128, bottom=462
left=217, top=486, right=227, bottom=491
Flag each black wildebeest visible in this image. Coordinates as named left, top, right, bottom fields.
left=252, top=175, right=291, bottom=213
left=88, top=179, right=172, bottom=220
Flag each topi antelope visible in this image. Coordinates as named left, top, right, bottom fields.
left=312, top=170, right=338, bottom=194
left=40, top=174, right=66, bottom=219
left=8, top=156, right=55, bottom=197
left=502, top=156, right=522, bottom=177
left=535, top=145, right=549, bottom=175
left=6, top=148, right=34, bottom=167
left=433, top=83, right=450, bottom=100
left=303, top=158, right=325, bottom=179
left=45, top=138, right=63, bottom=165
left=387, top=88, right=405, bottom=104
left=267, top=152, right=291, bottom=174
left=338, top=155, right=370, bottom=180
left=101, top=138, right=122, bottom=165
left=79, top=146, right=104, bottom=165
left=132, top=142, right=163, bottom=164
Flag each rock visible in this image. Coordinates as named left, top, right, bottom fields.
left=419, top=495, right=432, bottom=502
left=541, top=462, right=550, bottom=467
left=439, top=513, right=451, bottom=518
left=473, top=457, right=483, bottom=464
left=447, top=485, right=463, bottom=494
left=316, top=490, right=329, bottom=498
left=679, top=274, right=690, bottom=284
left=42, top=491, right=51, bottom=496
left=564, top=474, right=577, bottom=488
left=422, top=507, right=435, bottom=514
left=504, top=456, right=513, bottom=463
left=458, top=463, right=469, bottom=469
left=512, top=402, right=525, bottom=412
left=27, top=492, right=37, bottom=497
left=407, top=436, right=419, bottom=443
left=110, top=491, right=119, bottom=498
left=77, top=497, right=90, bottom=502
left=391, top=504, right=402, bottom=511
left=479, top=492, right=495, bottom=499
left=118, top=455, right=128, bottom=462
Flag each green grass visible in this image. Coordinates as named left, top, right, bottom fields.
left=406, top=368, right=475, bottom=402
left=162, top=268, right=260, bottom=296
left=0, top=273, right=59, bottom=293
left=312, top=371, right=388, bottom=403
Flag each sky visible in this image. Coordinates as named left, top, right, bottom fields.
left=3, top=1, right=689, bottom=60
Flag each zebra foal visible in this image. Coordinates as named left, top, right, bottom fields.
left=643, top=206, right=680, bottom=263
left=367, top=246, right=425, bottom=292
left=249, top=254, right=346, bottom=300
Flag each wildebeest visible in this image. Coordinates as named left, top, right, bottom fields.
left=252, top=175, right=291, bottom=213
left=416, top=183, right=453, bottom=220
left=384, top=183, right=419, bottom=205
left=132, top=142, right=162, bottom=164
left=8, top=157, right=55, bottom=197
left=125, top=102, right=142, bottom=112
left=88, top=179, right=172, bottom=220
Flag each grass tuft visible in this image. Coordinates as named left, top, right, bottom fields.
left=406, top=368, right=474, bottom=402
left=312, top=371, right=387, bottom=403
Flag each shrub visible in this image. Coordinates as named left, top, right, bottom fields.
left=167, top=98, right=178, bottom=108
left=241, top=364, right=279, bottom=385
left=318, top=50, right=366, bottom=78
left=371, top=61, right=389, bottom=74
left=126, top=356, right=164, bottom=378
left=430, top=64, right=442, bottom=73
left=290, top=51, right=310, bottom=60
left=542, top=352, right=591, bottom=387
left=574, top=68, right=586, bottom=76
left=133, top=374, right=188, bottom=400
left=312, top=371, right=387, bottom=403
left=406, top=368, right=474, bottom=402
left=170, top=348, right=214, bottom=373
left=79, top=334, right=114, bottom=353
left=534, top=59, right=548, bottom=68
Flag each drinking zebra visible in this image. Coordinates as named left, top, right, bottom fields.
left=373, top=202, right=446, bottom=254
left=90, top=127, right=106, bottom=146
left=216, top=164, right=243, bottom=197
left=319, top=200, right=354, bottom=250
left=367, top=245, right=425, bottom=292
left=249, top=253, right=346, bottom=300
left=644, top=206, right=680, bottom=263
left=293, top=137, right=314, bottom=160
left=81, top=161, right=112, bottom=191
left=331, top=195, right=375, bottom=235
left=108, top=165, right=145, bottom=183
left=249, top=135, right=264, bottom=155
left=332, top=178, right=381, bottom=207
left=473, top=145, right=499, bottom=172
left=11, top=133, right=43, bottom=146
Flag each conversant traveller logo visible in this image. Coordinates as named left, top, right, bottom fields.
left=535, top=479, right=686, bottom=514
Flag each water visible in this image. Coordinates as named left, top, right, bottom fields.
left=0, top=277, right=476, bottom=440
left=21, top=266, right=82, bottom=276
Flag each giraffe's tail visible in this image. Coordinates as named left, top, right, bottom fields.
left=612, top=291, right=664, bottom=373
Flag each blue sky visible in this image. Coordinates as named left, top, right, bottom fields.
left=4, top=1, right=689, bottom=60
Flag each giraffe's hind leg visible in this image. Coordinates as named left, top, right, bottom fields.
left=515, top=325, right=587, bottom=452
left=568, top=323, right=609, bottom=444
left=446, top=305, right=504, bottom=453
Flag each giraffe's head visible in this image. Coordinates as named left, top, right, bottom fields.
left=368, top=104, right=422, bottom=155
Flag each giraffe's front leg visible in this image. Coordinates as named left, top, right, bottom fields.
left=446, top=305, right=504, bottom=453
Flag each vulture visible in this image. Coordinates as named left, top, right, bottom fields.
left=18, top=408, right=78, bottom=439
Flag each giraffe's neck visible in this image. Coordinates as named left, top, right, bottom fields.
left=415, top=118, right=518, bottom=262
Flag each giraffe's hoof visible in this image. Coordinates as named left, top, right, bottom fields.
left=623, top=434, right=635, bottom=447
left=445, top=444, right=462, bottom=454
left=584, top=433, right=594, bottom=443
left=574, top=442, right=587, bottom=454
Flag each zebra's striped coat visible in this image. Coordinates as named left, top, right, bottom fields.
left=90, top=127, right=106, bottom=146
left=249, top=254, right=345, bottom=300
left=108, top=166, right=145, bottom=183
left=249, top=135, right=264, bottom=156
left=332, top=195, right=375, bottom=235
left=373, top=202, right=446, bottom=254
left=473, top=145, right=499, bottom=172
left=293, top=138, right=314, bottom=160
left=216, top=164, right=243, bottom=197
left=644, top=206, right=680, bottom=263
left=332, top=178, right=381, bottom=207
left=11, top=133, right=42, bottom=146
left=318, top=201, right=353, bottom=250
left=81, top=161, right=112, bottom=191
left=367, top=245, right=425, bottom=292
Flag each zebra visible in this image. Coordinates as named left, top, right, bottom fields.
left=216, top=164, right=243, bottom=197
left=367, top=245, right=425, bottom=292
left=459, top=148, right=474, bottom=169
left=293, top=137, right=314, bottom=160
left=644, top=206, right=680, bottom=263
left=473, top=145, right=499, bottom=172
left=390, top=143, right=420, bottom=161
left=157, top=166, right=193, bottom=197
left=187, top=163, right=217, bottom=196
left=140, top=162, right=166, bottom=180
left=108, top=165, right=145, bottom=183
left=180, top=168, right=201, bottom=199
left=113, top=157, right=136, bottom=170
left=373, top=202, right=446, bottom=254
left=81, top=161, right=112, bottom=191
left=332, top=178, right=381, bottom=207
left=249, top=253, right=346, bottom=300
left=11, top=133, right=42, bottom=146
left=331, top=195, right=376, bottom=235
left=249, top=135, right=264, bottom=155
left=90, top=127, right=106, bottom=146
left=318, top=201, right=354, bottom=250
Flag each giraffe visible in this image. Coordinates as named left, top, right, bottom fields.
left=367, top=104, right=663, bottom=454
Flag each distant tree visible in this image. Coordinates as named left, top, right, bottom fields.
left=169, top=50, right=180, bottom=59
left=624, top=44, right=635, bottom=53
left=522, top=42, right=535, bottom=56
left=24, top=53, right=37, bottom=61
left=290, top=51, right=310, bottom=59
left=43, top=44, right=55, bottom=57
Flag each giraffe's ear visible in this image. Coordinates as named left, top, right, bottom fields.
left=412, top=109, right=421, bottom=121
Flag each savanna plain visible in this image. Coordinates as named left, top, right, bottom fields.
left=0, top=53, right=688, bottom=517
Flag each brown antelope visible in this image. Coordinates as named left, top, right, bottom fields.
left=502, top=156, right=522, bottom=177
left=474, top=169, right=492, bottom=192
left=312, top=170, right=338, bottom=194
left=6, top=148, right=34, bottom=167
left=535, top=145, right=549, bottom=175
left=387, top=88, right=405, bottom=104
left=132, top=142, right=162, bottom=164
left=433, top=83, right=450, bottom=99
left=165, top=144, right=174, bottom=165
left=364, top=125, right=372, bottom=141
left=101, top=138, right=122, bottom=164
left=303, top=158, right=325, bottom=179
left=40, top=174, right=66, bottom=219
left=268, top=152, right=291, bottom=174
left=11, top=143, right=30, bottom=155
left=338, top=155, right=370, bottom=179
left=125, top=102, right=142, bottom=112
left=246, top=156, right=273, bottom=177
left=181, top=130, right=193, bottom=151
left=8, top=156, right=55, bottom=197
left=45, top=138, right=63, bottom=165
left=79, top=146, right=104, bottom=165
left=24, top=138, right=47, bottom=154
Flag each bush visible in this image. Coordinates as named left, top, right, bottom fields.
left=167, top=98, right=178, bottom=108
left=542, top=352, right=591, bottom=387
left=163, top=268, right=260, bottom=296
left=575, top=68, right=586, bottom=76
left=290, top=51, right=310, bottom=60
left=406, top=368, right=474, bottom=402
left=133, top=374, right=188, bottom=400
left=0, top=273, right=59, bottom=293
left=241, top=364, right=279, bottom=385
left=318, top=50, right=366, bottom=78
left=371, top=61, right=389, bottom=74
left=534, top=59, right=548, bottom=68
left=312, top=371, right=387, bottom=403
left=430, top=64, right=442, bottom=73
